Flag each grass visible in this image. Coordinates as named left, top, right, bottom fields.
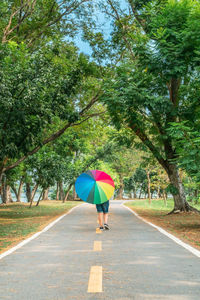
left=125, top=198, right=200, bottom=251
left=0, top=200, right=80, bottom=254
left=126, top=198, right=200, bottom=211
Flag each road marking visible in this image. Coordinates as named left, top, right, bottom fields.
left=123, top=202, right=200, bottom=258
left=87, top=266, right=102, bottom=293
left=96, top=228, right=102, bottom=234
left=93, top=241, right=102, bottom=251
left=0, top=203, right=84, bottom=260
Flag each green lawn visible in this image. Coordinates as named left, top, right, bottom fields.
left=125, top=198, right=200, bottom=212
left=0, top=201, right=80, bottom=253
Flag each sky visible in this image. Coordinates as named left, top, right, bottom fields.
left=72, top=0, right=127, bottom=56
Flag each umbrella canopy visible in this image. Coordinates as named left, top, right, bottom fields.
left=75, top=170, right=115, bottom=204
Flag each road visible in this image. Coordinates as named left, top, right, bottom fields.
left=0, top=200, right=200, bottom=300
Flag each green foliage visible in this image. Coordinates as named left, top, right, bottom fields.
left=1, top=0, right=200, bottom=208
left=133, top=168, right=148, bottom=193
left=101, top=0, right=200, bottom=174
left=0, top=40, right=102, bottom=173
left=167, top=121, right=200, bottom=179
left=22, top=115, right=119, bottom=193
left=0, top=0, right=94, bottom=47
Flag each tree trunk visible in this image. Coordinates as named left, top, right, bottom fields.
left=7, top=186, right=13, bottom=203
left=146, top=170, right=151, bottom=204
left=72, top=185, right=76, bottom=200
left=63, top=183, right=73, bottom=203
left=29, top=187, right=39, bottom=208
left=1, top=175, right=12, bottom=204
left=31, top=184, right=38, bottom=202
left=194, top=189, right=199, bottom=204
left=11, top=186, right=18, bottom=201
left=17, top=179, right=24, bottom=202
left=2, top=183, right=8, bottom=203
left=166, top=163, right=197, bottom=213
left=116, top=175, right=124, bottom=199
left=163, top=192, right=167, bottom=206
left=2, top=182, right=8, bottom=204
left=157, top=186, right=161, bottom=198
left=133, top=191, right=137, bottom=199
left=59, top=182, right=64, bottom=200
left=42, top=188, right=49, bottom=200
left=56, top=182, right=59, bottom=200
left=26, top=183, right=32, bottom=202
left=36, top=191, right=43, bottom=207
left=194, top=189, right=198, bottom=198
left=0, top=177, right=3, bottom=203
left=11, top=180, right=23, bottom=202
left=139, top=187, right=142, bottom=199
left=129, top=118, right=199, bottom=212
left=2, top=185, right=13, bottom=203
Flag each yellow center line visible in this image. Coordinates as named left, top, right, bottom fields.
left=93, top=241, right=102, bottom=251
left=87, top=266, right=102, bottom=293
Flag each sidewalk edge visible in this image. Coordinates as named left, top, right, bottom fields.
left=0, top=203, right=84, bottom=260
left=122, top=202, right=200, bottom=258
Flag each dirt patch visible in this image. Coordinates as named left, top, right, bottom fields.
left=129, top=207, right=200, bottom=251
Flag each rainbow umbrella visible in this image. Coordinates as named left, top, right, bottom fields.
left=75, top=170, right=115, bottom=204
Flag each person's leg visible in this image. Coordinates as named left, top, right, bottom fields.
left=103, top=213, right=110, bottom=229
left=98, top=212, right=104, bottom=227
left=96, top=204, right=104, bottom=228
left=103, top=201, right=110, bottom=229
left=103, top=213, right=108, bottom=225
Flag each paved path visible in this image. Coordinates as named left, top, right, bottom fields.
left=0, top=201, right=200, bottom=300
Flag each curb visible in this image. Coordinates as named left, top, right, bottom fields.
left=0, top=203, right=84, bottom=260
left=122, top=202, right=200, bottom=258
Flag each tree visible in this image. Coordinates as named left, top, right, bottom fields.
left=0, top=0, right=94, bottom=47
left=2, top=164, right=25, bottom=203
left=132, top=168, right=147, bottom=199
left=139, top=152, right=169, bottom=203
left=102, top=142, right=139, bottom=199
left=167, top=121, right=200, bottom=204
left=168, top=122, right=200, bottom=182
left=100, top=0, right=200, bottom=212
left=23, top=113, right=118, bottom=205
left=0, top=40, right=103, bottom=181
left=0, top=1, right=103, bottom=190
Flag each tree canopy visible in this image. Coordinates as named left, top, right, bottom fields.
left=0, top=0, right=200, bottom=213
left=99, top=0, right=200, bottom=212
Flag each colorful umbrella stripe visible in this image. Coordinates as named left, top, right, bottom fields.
left=75, top=170, right=115, bottom=204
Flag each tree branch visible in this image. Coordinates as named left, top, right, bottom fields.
left=2, top=0, right=37, bottom=43
left=127, top=0, right=147, bottom=32
left=107, top=0, right=135, bottom=60
left=130, top=123, right=168, bottom=172
left=71, top=110, right=106, bottom=126
left=3, top=0, right=89, bottom=44
left=3, top=91, right=102, bottom=173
